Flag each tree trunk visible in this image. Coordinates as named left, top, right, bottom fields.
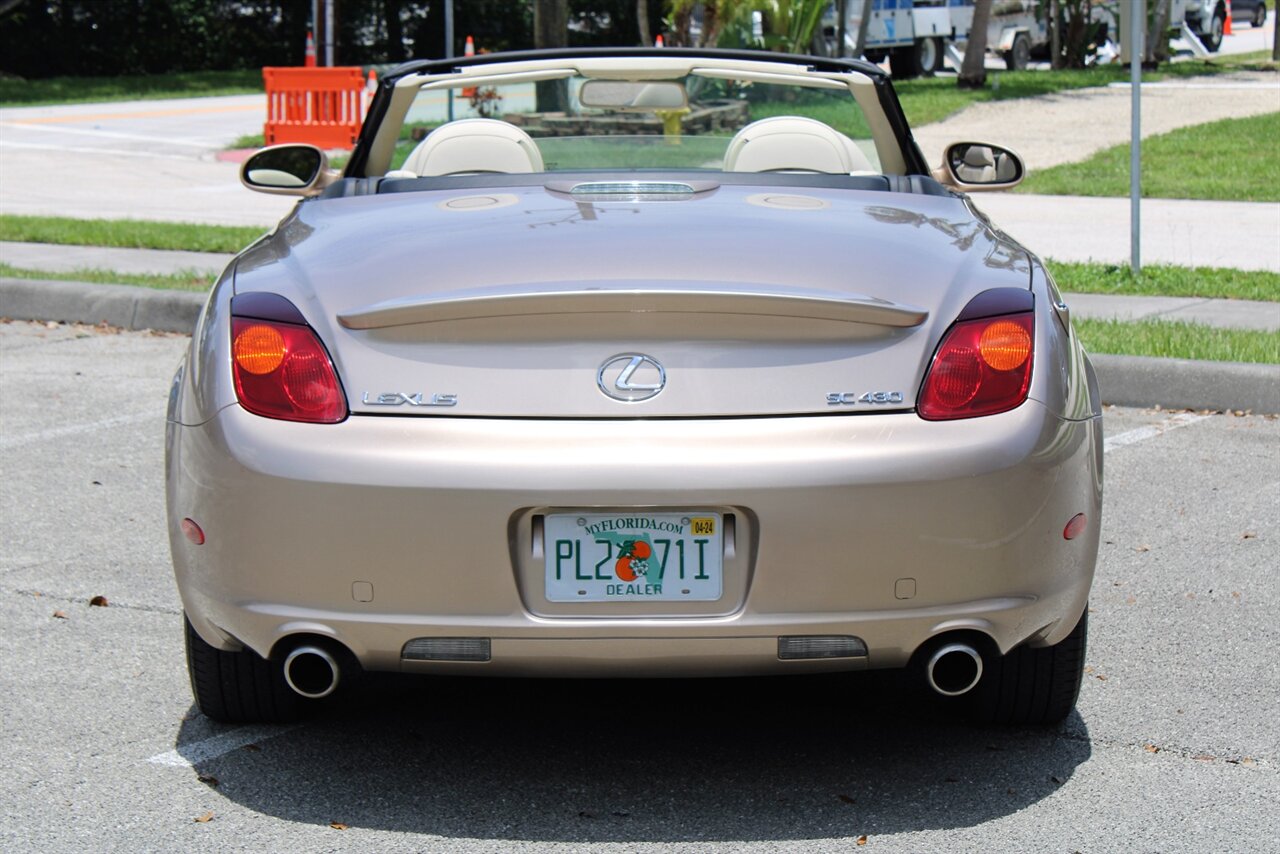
left=959, top=0, right=992, bottom=88
left=836, top=0, right=849, bottom=56
left=1147, top=0, right=1171, bottom=64
left=854, top=0, right=874, bottom=56
left=534, top=0, right=569, bottom=111
left=1050, top=0, right=1062, bottom=68
left=384, top=0, right=405, bottom=62
left=637, top=0, right=651, bottom=45
left=1274, top=5, right=1279, bottom=60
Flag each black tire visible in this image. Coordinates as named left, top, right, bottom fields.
left=185, top=614, right=301, bottom=723
left=888, top=46, right=922, bottom=79
left=920, top=37, right=943, bottom=74
left=1204, top=9, right=1226, bottom=51
left=969, top=608, right=1088, bottom=725
left=1254, top=4, right=1266, bottom=27
left=1003, top=32, right=1032, bottom=70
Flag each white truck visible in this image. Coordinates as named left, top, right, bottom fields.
left=822, top=0, right=976, bottom=78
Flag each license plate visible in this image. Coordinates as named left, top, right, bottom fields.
left=545, top=512, right=723, bottom=602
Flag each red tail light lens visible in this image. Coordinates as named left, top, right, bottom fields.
left=231, top=318, right=347, bottom=423
left=919, top=311, right=1034, bottom=420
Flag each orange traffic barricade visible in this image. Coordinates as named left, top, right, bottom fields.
left=263, top=67, right=366, bottom=150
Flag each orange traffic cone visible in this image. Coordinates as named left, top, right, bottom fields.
left=1224, top=0, right=1233, bottom=35
left=655, top=34, right=665, bottom=47
left=304, top=30, right=317, bottom=67
left=462, top=35, right=477, bottom=97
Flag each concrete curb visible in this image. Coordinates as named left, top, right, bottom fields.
left=2, top=277, right=1277, bottom=413
left=1092, top=354, right=1279, bottom=414
left=0, top=277, right=205, bottom=333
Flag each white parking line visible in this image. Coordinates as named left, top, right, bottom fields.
left=0, top=412, right=155, bottom=451
left=148, top=724, right=301, bottom=768
left=1104, top=412, right=1213, bottom=453
left=0, top=120, right=216, bottom=148
left=0, top=140, right=194, bottom=161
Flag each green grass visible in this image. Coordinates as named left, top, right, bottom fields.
left=1077, top=318, right=1279, bottom=363
left=1047, top=260, right=1280, bottom=302
left=0, top=69, right=263, bottom=107
left=894, top=54, right=1279, bottom=127
left=0, top=263, right=215, bottom=292
left=0, top=215, right=263, bottom=254
left=230, top=133, right=265, bottom=149
left=1020, top=112, right=1280, bottom=201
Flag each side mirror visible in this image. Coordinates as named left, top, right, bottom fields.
left=933, top=142, right=1025, bottom=192
left=240, top=144, right=337, bottom=196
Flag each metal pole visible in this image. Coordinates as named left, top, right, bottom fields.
left=445, top=0, right=455, bottom=121
left=1130, top=0, right=1142, bottom=271
left=324, top=0, right=335, bottom=66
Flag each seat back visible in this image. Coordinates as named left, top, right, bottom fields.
left=400, top=119, right=544, bottom=177
left=723, top=116, right=874, bottom=174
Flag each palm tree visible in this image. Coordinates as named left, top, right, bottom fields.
left=959, top=0, right=992, bottom=88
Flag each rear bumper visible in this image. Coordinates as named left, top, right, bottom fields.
left=167, top=401, right=1102, bottom=675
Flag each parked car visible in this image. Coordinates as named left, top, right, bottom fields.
left=168, top=47, right=1102, bottom=727
left=1229, top=0, right=1268, bottom=27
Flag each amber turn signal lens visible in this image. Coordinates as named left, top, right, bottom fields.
left=233, top=324, right=286, bottom=375
left=979, top=320, right=1032, bottom=371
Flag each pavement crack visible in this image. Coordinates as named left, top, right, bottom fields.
left=8, top=587, right=181, bottom=616
left=1057, top=729, right=1271, bottom=768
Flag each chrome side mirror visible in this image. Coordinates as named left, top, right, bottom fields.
left=240, top=144, right=337, bottom=196
left=934, top=142, right=1025, bottom=192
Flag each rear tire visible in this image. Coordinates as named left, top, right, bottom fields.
left=1003, top=32, right=1032, bottom=70
left=1254, top=4, right=1266, bottom=26
left=185, top=614, right=301, bottom=723
left=969, top=608, right=1088, bottom=725
left=1203, top=9, right=1226, bottom=51
left=889, top=38, right=940, bottom=78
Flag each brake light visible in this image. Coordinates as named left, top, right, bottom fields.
left=231, top=318, right=347, bottom=423
left=918, top=311, right=1034, bottom=420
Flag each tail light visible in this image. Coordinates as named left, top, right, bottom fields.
left=919, top=311, right=1034, bottom=421
left=231, top=317, right=347, bottom=423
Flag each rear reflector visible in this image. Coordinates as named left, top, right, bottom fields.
left=402, top=638, right=492, bottom=662
left=1063, top=513, right=1088, bottom=540
left=778, top=636, right=868, bottom=661
left=180, top=518, right=205, bottom=545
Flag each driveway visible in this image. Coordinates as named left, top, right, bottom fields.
left=0, top=319, right=1276, bottom=852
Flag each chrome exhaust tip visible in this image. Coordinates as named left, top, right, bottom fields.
left=925, top=643, right=984, bottom=697
left=283, top=645, right=340, bottom=699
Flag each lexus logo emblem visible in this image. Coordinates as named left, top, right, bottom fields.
left=597, top=353, right=666, bottom=402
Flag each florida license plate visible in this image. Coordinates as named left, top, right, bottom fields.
left=545, top=512, right=723, bottom=602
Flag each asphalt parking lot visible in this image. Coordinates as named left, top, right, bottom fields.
left=0, top=319, right=1276, bottom=853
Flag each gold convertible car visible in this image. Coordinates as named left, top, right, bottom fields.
left=167, top=47, right=1102, bottom=726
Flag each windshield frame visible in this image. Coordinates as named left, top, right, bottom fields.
left=345, top=47, right=927, bottom=180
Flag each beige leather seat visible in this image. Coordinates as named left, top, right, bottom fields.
left=722, top=116, right=875, bottom=175
left=394, top=119, right=544, bottom=177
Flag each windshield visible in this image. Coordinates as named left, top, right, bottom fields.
left=391, top=71, right=881, bottom=176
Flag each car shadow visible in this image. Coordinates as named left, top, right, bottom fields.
left=173, top=670, right=1091, bottom=843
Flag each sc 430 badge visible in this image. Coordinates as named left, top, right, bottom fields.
left=827, top=391, right=904, bottom=405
